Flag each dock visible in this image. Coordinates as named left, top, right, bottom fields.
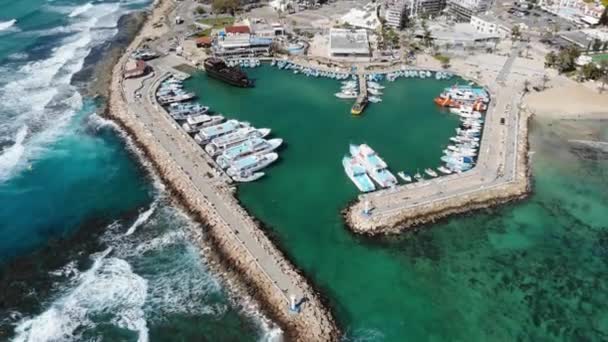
left=351, top=74, right=368, bottom=115
left=346, top=44, right=531, bottom=235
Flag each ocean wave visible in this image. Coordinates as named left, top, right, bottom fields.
left=125, top=201, right=158, bottom=236
left=69, top=2, right=94, bottom=18
left=0, top=126, right=28, bottom=181
left=13, top=248, right=149, bottom=342
left=0, top=19, right=17, bottom=32
left=0, top=2, right=125, bottom=183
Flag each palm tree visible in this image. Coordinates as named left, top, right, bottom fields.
left=541, top=74, right=550, bottom=90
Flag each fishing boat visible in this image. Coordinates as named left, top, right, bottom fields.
left=182, top=115, right=224, bottom=133
left=367, top=81, right=385, bottom=89
left=217, top=138, right=283, bottom=169
left=335, top=91, right=358, bottom=99
left=367, top=88, right=382, bottom=96
left=424, top=168, right=438, bottom=177
left=226, top=152, right=278, bottom=177
left=350, top=144, right=397, bottom=188
left=231, top=171, right=265, bottom=182
left=194, top=120, right=247, bottom=145
left=437, top=166, right=452, bottom=174
left=397, top=171, right=412, bottom=182
left=205, top=127, right=271, bottom=156
left=342, top=156, right=376, bottom=192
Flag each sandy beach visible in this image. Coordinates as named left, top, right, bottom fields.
left=525, top=79, right=608, bottom=119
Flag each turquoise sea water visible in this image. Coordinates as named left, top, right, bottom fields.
left=0, top=1, right=271, bottom=340
left=185, top=68, right=608, bottom=341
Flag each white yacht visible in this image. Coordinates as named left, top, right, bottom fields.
left=182, top=115, right=224, bottom=133
left=205, top=127, right=271, bottom=156
left=226, top=152, right=278, bottom=177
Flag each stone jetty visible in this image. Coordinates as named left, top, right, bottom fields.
left=106, top=0, right=339, bottom=340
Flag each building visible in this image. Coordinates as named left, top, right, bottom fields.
left=123, top=59, right=149, bottom=79
left=196, top=36, right=213, bottom=48
left=225, top=25, right=251, bottom=35
left=340, top=4, right=381, bottom=30
left=447, top=0, right=494, bottom=22
left=329, top=28, right=371, bottom=58
left=383, top=0, right=447, bottom=29
left=470, top=13, right=513, bottom=37
left=420, top=22, right=501, bottom=49
left=213, top=33, right=273, bottom=58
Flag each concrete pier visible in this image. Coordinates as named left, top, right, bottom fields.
left=106, top=0, right=339, bottom=340
left=346, top=45, right=532, bottom=235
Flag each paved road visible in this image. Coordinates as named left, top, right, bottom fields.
left=122, top=57, right=303, bottom=303
left=363, top=44, right=525, bottom=219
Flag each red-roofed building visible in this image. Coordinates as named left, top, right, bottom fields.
left=225, top=25, right=250, bottom=35
left=196, top=36, right=213, bottom=48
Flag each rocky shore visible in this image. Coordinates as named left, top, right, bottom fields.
left=104, top=0, right=339, bottom=340
left=345, top=110, right=532, bottom=236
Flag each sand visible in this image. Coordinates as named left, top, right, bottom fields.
left=525, top=80, right=608, bottom=119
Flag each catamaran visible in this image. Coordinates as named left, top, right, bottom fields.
left=216, top=138, right=283, bottom=169
left=205, top=127, right=271, bottom=156
left=342, top=156, right=376, bottom=193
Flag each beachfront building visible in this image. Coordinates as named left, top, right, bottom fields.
left=447, top=0, right=494, bottom=22
left=420, top=22, right=500, bottom=49
left=211, top=24, right=273, bottom=58
left=538, top=0, right=606, bottom=25
left=329, top=28, right=371, bottom=58
left=340, top=4, right=382, bottom=30
left=383, top=0, right=446, bottom=29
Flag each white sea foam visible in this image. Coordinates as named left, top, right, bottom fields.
left=13, top=247, right=149, bottom=342
left=0, top=126, right=28, bottom=181
left=125, top=201, right=158, bottom=236
left=0, top=19, right=17, bottom=31
left=68, top=2, right=93, bottom=17
left=0, top=2, right=125, bottom=183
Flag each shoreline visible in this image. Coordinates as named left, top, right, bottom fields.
left=104, top=0, right=340, bottom=340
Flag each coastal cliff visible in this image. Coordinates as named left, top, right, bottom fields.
left=104, top=0, right=339, bottom=340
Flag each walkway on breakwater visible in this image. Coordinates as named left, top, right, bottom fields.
left=346, top=44, right=531, bottom=235
left=107, top=0, right=338, bottom=340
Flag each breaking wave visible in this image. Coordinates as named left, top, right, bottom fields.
left=0, top=19, right=17, bottom=32
left=125, top=201, right=158, bottom=236
left=13, top=248, right=149, bottom=342
left=0, top=126, right=28, bottom=181
left=0, top=2, right=124, bottom=183
left=68, top=3, right=94, bottom=18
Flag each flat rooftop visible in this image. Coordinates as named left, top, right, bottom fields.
left=329, top=28, right=370, bottom=55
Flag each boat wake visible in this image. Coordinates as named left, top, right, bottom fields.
left=13, top=248, right=150, bottom=342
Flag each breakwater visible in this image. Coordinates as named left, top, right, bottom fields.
left=106, top=0, right=339, bottom=340
left=344, top=48, right=532, bottom=235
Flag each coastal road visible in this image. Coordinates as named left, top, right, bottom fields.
left=362, top=44, right=525, bottom=220
left=122, top=57, right=304, bottom=303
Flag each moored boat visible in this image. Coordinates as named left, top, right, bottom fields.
left=342, top=156, right=376, bottom=193
left=231, top=171, right=265, bottom=183
left=205, top=127, right=271, bottom=156
left=217, top=138, right=283, bottom=169
left=226, top=152, right=278, bottom=177
left=424, top=168, right=438, bottom=177
left=397, top=171, right=412, bottom=182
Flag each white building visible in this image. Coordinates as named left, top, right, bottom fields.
left=447, top=0, right=495, bottom=21
left=385, top=1, right=407, bottom=29
left=383, top=0, right=447, bottom=29
left=329, top=28, right=371, bottom=58
left=340, top=4, right=381, bottom=30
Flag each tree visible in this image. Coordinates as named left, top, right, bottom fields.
left=592, top=38, right=603, bottom=52
left=511, top=25, right=520, bottom=42
left=212, top=0, right=239, bottom=14
left=421, top=19, right=432, bottom=48
left=581, top=62, right=601, bottom=80
left=523, top=79, right=530, bottom=93
left=599, top=7, right=608, bottom=26
left=545, top=51, right=558, bottom=67
left=542, top=74, right=550, bottom=90
left=195, top=5, right=206, bottom=15
left=600, top=60, right=608, bottom=93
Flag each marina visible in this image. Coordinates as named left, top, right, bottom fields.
left=154, top=75, right=285, bottom=183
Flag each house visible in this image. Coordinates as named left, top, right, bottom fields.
left=196, top=36, right=213, bottom=48
left=123, top=59, right=149, bottom=79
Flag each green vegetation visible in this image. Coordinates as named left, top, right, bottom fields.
left=599, top=7, right=608, bottom=26
left=197, top=16, right=235, bottom=29
left=195, top=28, right=213, bottom=37
left=433, top=53, right=450, bottom=68
left=381, top=27, right=400, bottom=49
left=211, top=0, right=240, bottom=15
left=195, top=5, right=206, bottom=15
left=544, top=47, right=580, bottom=73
